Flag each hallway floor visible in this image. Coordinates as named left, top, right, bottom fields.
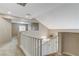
left=0, top=36, right=24, bottom=56
left=46, top=52, right=71, bottom=56
left=16, top=47, right=25, bottom=56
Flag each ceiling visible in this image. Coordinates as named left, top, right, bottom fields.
left=0, top=3, right=79, bottom=29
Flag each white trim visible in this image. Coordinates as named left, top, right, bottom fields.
left=20, top=45, right=31, bottom=56
left=63, top=52, right=76, bottom=56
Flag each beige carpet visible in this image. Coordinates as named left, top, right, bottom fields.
left=16, top=47, right=25, bottom=56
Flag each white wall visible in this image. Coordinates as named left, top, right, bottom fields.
left=39, top=23, right=48, bottom=38
left=0, top=17, right=11, bottom=46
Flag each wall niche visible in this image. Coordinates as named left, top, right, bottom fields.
left=31, top=22, right=39, bottom=31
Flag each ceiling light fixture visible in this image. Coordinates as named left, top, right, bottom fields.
left=17, top=3, right=27, bottom=7
left=7, top=11, right=12, bottom=14
left=19, top=22, right=25, bottom=24
left=25, top=13, right=32, bottom=19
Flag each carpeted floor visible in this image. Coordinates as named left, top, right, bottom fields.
left=16, top=47, right=25, bottom=56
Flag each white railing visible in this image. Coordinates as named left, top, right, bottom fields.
left=20, top=32, right=42, bottom=56
left=20, top=32, right=58, bottom=56
left=42, top=36, right=58, bottom=55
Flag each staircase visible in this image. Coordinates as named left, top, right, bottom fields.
left=19, top=31, right=58, bottom=56
left=20, top=32, right=42, bottom=56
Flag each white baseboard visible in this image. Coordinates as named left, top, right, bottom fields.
left=63, top=52, right=75, bottom=56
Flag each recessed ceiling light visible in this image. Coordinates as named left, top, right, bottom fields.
left=25, top=14, right=31, bottom=17
left=7, top=11, right=12, bottom=14
left=19, top=22, right=25, bottom=24
left=25, top=14, right=32, bottom=19
left=17, top=3, right=27, bottom=7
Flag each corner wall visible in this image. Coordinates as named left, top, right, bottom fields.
left=0, top=17, right=11, bottom=46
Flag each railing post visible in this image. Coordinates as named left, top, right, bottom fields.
left=40, top=39, right=42, bottom=56
left=34, top=38, right=36, bottom=56
left=32, top=37, right=34, bottom=56
left=37, top=39, right=39, bottom=56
